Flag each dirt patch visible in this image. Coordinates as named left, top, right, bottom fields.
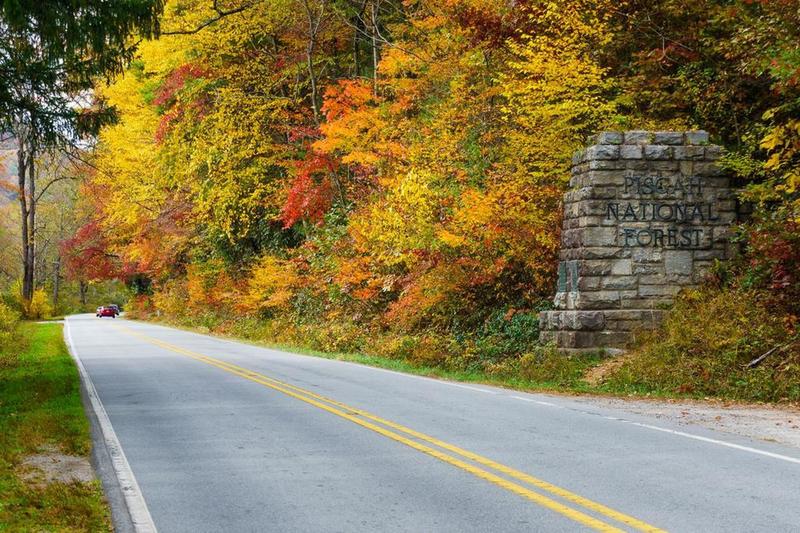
left=582, top=353, right=632, bottom=386
left=17, top=446, right=95, bottom=488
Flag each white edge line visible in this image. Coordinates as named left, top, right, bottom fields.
left=625, top=420, right=800, bottom=466
left=512, top=396, right=559, bottom=407
left=65, top=317, right=158, bottom=533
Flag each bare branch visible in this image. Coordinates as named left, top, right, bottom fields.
left=162, top=0, right=255, bottom=36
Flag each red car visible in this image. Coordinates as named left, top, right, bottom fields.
left=96, top=306, right=117, bottom=318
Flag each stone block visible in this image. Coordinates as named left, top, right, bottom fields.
left=693, top=249, right=726, bottom=261
left=685, top=130, right=710, bottom=145
left=632, top=263, right=663, bottom=275
left=572, top=331, right=603, bottom=348
left=586, top=170, right=625, bottom=186
left=632, top=248, right=663, bottom=263
left=552, top=310, right=607, bottom=331
left=674, top=146, right=706, bottom=160
left=664, top=250, right=693, bottom=275
left=583, top=226, right=619, bottom=247
left=705, top=145, right=723, bottom=160
left=620, top=145, right=643, bottom=159
left=610, top=258, right=632, bottom=276
left=593, top=331, right=633, bottom=348
left=638, top=274, right=667, bottom=285
left=592, top=132, right=623, bottom=145
left=579, top=260, right=613, bottom=276
left=575, top=311, right=606, bottom=330
left=589, top=159, right=625, bottom=170
left=586, top=144, right=620, bottom=160
left=602, top=276, right=638, bottom=290
left=648, top=161, right=680, bottom=171
left=638, top=284, right=682, bottom=297
left=625, top=160, right=650, bottom=171
left=624, top=131, right=652, bottom=145
left=620, top=297, right=666, bottom=309
left=572, top=150, right=585, bottom=165
left=575, top=291, right=621, bottom=310
left=644, top=145, right=674, bottom=160
left=577, top=276, right=602, bottom=291
left=693, top=162, right=723, bottom=176
left=581, top=247, right=624, bottom=260
left=538, top=329, right=555, bottom=344
left=604, top=309, right=665, bottom=323
left=654, top=131, right=684, bottom=145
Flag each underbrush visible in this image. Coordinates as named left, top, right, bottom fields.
left=602, top=287, right=800, bottom=402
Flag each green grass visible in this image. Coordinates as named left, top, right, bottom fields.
left=0, top=322, right=111, bottom=532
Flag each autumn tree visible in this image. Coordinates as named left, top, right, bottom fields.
left=0, top=1, right=164, bottom=306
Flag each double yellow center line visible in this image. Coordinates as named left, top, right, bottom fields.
left=113, top=324, right=664, bottom=533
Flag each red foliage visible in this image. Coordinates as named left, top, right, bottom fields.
left=60, top=221, right=131, bottom=282
left=153, top=64, right=211, bottom=143
left=280, top=153, right=337, bottom=228
left=153, top=63, right=209, bottom=107
left=747, top=219, right=800, bottom=312
left=454, top=4, right=522, bottom=47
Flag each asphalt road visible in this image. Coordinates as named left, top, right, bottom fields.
left=66, top=314, right=800, bottom=532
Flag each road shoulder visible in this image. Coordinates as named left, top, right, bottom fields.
left=65, top=316, right=157, bottom=533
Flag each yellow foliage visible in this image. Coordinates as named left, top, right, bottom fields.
left=241, top=256, right=300, bottom=313
left=25, top=289, right=53, bottom=320
left=349, top=169, right=441, bottom=268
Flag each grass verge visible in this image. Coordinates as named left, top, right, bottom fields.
left=0, top=322, right=111, bottom=532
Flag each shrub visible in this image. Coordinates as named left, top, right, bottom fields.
left=0, top=302, right=21, bottom=359
left=605, top=287, right=800, bottom=401
left=516, top=346, right=602, bottom=386
left=152, top=279, right=189, bottom=318
left=25, top=289, right=53, bottom=320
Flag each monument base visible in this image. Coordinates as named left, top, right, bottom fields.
left=538, top=309, right=665, bottom=350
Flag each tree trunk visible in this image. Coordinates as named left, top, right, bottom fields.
left=53, top=258, right=61, bottom=308
left=302, top=0, right=323, bottom=125
left=79, top=280, right=88, bottom=306
left=25, top=150, right=36, bottom=302
left=371, top=1, right=379, bottom=96
left=17, top=138, right=35, bottom=304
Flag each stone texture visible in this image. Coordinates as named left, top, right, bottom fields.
left=593, top=132, right=624, bottom=145
left=624, top=131, right=652, bottom=145
left=674, top=146, right=706, bottom=160
left=620, top=145, right=643, bottom=159
left=654, top=131, right=684, bottom=145
left=685, top=130, right=710, bottom=145
left=586, top=145, right=620, bottom=160
left=664, top=251, right=693, bottom=275
left=540, top=130, right=736, bottom=351
left=644, top=145, right=673, bottom=160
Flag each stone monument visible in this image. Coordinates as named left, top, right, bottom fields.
left=539, top=131, right=737, bottom=351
